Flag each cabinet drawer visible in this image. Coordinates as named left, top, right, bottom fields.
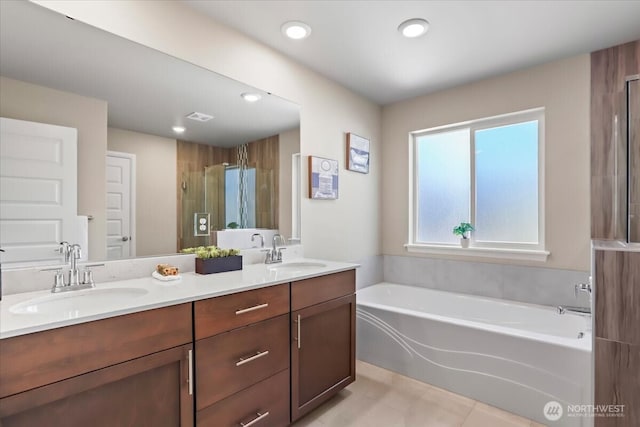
left=197, top=369, right=289, bottom=427
left=194, top=284, right=289, bottom=339
left=292, top=269, right=355, bottom=311
left=0, top=303, right=192, bottom=398
left=196, top=314, right=289, bottom=409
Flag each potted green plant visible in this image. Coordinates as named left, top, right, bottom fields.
left=453, top=222, right=475, bottom=248
left=181, top=245, right=242, bottom=274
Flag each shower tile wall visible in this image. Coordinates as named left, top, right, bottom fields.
left=591, top=40, right=639, bottom=240
left=383, top=255, right=590, bottom=307
left=594, top=249, right=640, bottom=427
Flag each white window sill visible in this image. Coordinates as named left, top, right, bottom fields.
left=404, top=244, right=550, bottom=262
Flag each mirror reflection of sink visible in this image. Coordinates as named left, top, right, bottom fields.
left=9, top=287, right=149, bottom=316
left=268, top=262, right=327, bottom=271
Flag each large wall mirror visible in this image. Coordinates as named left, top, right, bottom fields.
left=0, top=1, right=301, bottom=266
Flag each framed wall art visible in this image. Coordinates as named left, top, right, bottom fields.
left=346, top=132, right=370, bottom=174
left=308, top=156, right=339, bottom=199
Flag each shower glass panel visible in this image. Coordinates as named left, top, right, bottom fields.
left=629, top=77, right=640, bottom=242
left=224, top=166, right=256, bottom=228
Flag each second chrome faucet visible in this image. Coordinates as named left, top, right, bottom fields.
left=263, top=234, right=286, bottom=264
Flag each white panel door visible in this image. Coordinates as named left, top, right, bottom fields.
left=106, top=152, right=135, bottom=260
left=0, top=117, right=77, bottom=263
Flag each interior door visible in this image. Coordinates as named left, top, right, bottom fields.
left=106, top=152, right=135, bottom=260
left=0, top=117, right=78, bottom=264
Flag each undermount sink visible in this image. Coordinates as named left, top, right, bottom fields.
left=268, top=262, right=327, bottom=271
left=9, top=287, right=149, bottom=316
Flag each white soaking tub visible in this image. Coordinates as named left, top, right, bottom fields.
left=356, top=283, right=592, bottom=427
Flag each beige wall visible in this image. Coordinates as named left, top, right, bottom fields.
left=278, top=128, right=300, bottom=240
left=35, top=0, right=382, bottom=263
left=382, top=55, right=591, bottom=271
left=107, top=128, right=177, bottom=256
left=0, top=76, right=107, bottom=260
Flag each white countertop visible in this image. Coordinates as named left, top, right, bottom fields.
left=0, top=259, right=358, bottom=339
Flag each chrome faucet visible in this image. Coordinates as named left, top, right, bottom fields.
left=557, top=282, right=592, bottom=315
left=68, top=244, right=82, bottom=286
left=51, top=243, right=97, bottom=293
left=574, top=283, right=592, bottom=297
left=251, top=233, right=264, bottom=248
left=557, top=305, right=591, bottom=315
left=263, top=234, right=286, bottom=264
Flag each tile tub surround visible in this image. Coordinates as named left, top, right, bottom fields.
left=353, top=254, right=384, bottom=290
left=383, top=255, right=590, bottom=307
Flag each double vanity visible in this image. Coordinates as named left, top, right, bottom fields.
left=0, top=260, right=357, bottom=427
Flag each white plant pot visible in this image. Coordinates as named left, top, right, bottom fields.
left=460, top=238, right=470, bottom=248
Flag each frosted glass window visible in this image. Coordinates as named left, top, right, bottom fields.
left=475, top=121, right=538, bottom=243
left=415, top=129, right=470, bottom=244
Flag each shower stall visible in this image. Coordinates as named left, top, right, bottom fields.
left=179, top=162, right=275, bottom=250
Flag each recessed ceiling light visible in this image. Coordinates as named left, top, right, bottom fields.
left=172, top=126, right=185, bottom=134
left=241, top=93, right=262, bottom=103
left=281, top=21, right=311, bottom=40
left=398, top=18, right=429, bottom=38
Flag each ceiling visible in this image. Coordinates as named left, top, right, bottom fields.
left=0, top=1, right=299, bottom=147
left=185, top=0, right=640, bottom=105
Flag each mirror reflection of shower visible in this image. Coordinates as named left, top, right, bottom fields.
left=222, top=165, right=256, bottom=229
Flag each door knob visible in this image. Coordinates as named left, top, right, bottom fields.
left=122, top=236, right=129, bottom=242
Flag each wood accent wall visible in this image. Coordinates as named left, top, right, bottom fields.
left=594, top=250, right=640, bottom=426
left=176, top=136, right=279, bottom=251
left=246, top=135, right=279, bottom=230
left=591, top=40, right=640, bottom=427
left=590, top=40, right=639, bottom=239
left=630, top=79, right=640, bottom=241
left=176, top=140, right=232, bottom=250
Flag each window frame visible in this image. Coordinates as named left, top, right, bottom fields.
left=406, top=108, right=549, bottom=261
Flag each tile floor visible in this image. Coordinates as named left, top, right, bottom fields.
left=293, top=360, right=547, bottom=427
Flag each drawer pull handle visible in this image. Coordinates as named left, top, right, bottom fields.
left=235, top=303, right=269, bottom=315
left=240, top=411, right=269, bottom=427
left=236, top=350, right=269, bottom=366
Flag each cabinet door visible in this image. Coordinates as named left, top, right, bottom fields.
left=0, top=344, right=194, bottom=427
left=291, top=294, right=356, bottom=421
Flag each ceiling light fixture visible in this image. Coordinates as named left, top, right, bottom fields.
left=281, top=21, right=311, bottom=40
left=398, top=18, right=429, bottom=38
left=172, top=126, right=186, bottom=134
left=241, top=93, right=262, bottom=103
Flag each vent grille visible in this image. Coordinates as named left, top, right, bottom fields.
left=186, top=112, right=214, bottom=122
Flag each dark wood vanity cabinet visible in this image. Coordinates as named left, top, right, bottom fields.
left=0, top=270, right=357, bottom=426
left=0, top=303, right=194, bottom=427
left=290, top=270, right=356, bottom=422
left=194, top=284, right=290, bottom=427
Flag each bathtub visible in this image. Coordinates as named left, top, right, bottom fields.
left=356, top=283, right=592, bottom=427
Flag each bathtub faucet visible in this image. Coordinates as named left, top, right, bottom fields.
left=557, top=305, right=591, bottom=315
left=574, top=283, right=591, bottom=298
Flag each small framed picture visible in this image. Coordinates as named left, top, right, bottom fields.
left=346, top=133, right=370, bottom=174
left=308, top=156, right=339, bottom=199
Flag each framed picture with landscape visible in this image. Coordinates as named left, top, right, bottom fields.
left=346, top=132, right=370, bottom=174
